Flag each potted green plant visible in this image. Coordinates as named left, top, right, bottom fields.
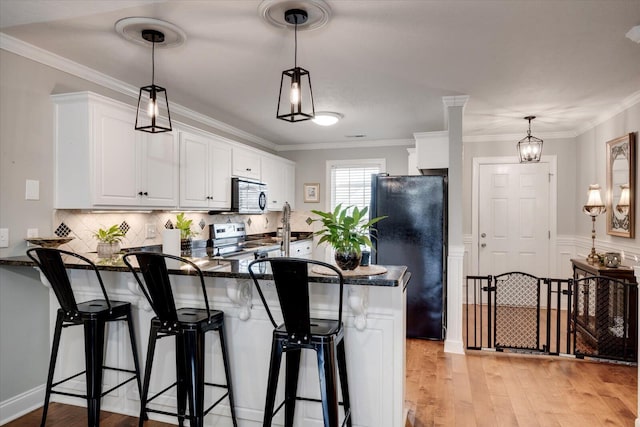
left=311, top=204, right=387, bottom=270
left=93, top=224, right=125, bottom=258
left=175, top=213, right=197, bottom=256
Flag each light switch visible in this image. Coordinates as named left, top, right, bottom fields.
left=25, top=179, right=40, bottom=200
left=0, top=228, right=8, bottom=248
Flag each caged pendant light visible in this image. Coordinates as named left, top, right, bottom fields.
left=517, top=116, right=543, bottom=163
left=276, top=9, right=315, bottom=122
left=135, top=29, right=172, bottom=133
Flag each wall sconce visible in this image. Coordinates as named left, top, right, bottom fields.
left=616, top=183, right=630, bottom=215
left=135, top=29, right=172, bottom=133
left=517, top=116, right=543, bottom=163
left=276, top=9, right=315, bottom=122
left=582, top=184, right=606, bottom=264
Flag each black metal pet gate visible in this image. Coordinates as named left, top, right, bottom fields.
left=465, top=272, right=637, bottom=363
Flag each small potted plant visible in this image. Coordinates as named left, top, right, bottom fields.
left=175, top=213, right=197, bottom=256
left=311, top=204, right=386, bottom=270
left=93, top=224, right=125, bottom=258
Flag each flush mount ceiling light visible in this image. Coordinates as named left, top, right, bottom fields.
left=312, top=111, right=343, bottom=126
left=276, top=8, right=316, bottom=122
left=626, top=25, right=640, bottom=43
left=517, top=116, right=543, bottom=163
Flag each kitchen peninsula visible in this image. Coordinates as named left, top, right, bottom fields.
left=0, top=252, right=409, bottom=427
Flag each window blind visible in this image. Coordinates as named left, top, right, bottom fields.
left=330, top=163, right=381, bottom=216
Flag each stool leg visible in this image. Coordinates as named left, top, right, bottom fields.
left=125, top=307, right=144, bottom=413
left=175, top=333, right=187, bottom=427
left=336, top=339, right=352, bottom=427
left=41, top=311, right=64, bottom=427
left=263, top=337, right=284, bottom=427
left=84, top=318, right=106, bottom=427
left=217, top=322, right=238, bottom=427
left=316, top=341, right=339, bottom=427
left=182, top=329, right=205, bottom=427
left=284, top=348, right=301, bottom=427
left=139, top=323, right=159, bottom=427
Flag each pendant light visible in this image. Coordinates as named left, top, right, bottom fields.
left=517, top=116, right=543, bottom=163
left=135, top=29, right=172, bottom=133
left=277, top=9, right=315, bottom=122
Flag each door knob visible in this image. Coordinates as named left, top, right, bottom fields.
left=481, top=243, right=486, bottom=248
left=481, top=233, right=486, bottom=238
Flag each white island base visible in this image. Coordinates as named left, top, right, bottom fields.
left=39, top=267, right=408, bottom=427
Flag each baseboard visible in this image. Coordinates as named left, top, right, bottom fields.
left=0, top=384, right=44, bottom=425
left=444, top=338, right=464, bottom=354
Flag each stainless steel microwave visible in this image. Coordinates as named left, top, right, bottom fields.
left=230, top=178, right=267, bottom=214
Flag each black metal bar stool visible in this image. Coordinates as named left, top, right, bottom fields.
left=26, top=248, right=143, bottom=427
left=123, top=252, right=238, bottom=427
left=248, top=257, right=352, bottom=427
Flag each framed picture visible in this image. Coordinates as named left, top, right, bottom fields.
left=606, top=132, right=635, bottom=238
left=303, top=183, right=320, bottom=203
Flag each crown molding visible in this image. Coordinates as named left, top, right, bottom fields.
left=463, top=131, right=575, bottom=143
left=574, top=90, right=640, bottom=137
left=0, top=32, right=276, bottom=150
left=275, top=138, right=414, bottom=152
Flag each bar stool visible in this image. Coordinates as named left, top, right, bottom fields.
left=26, top=248, right=143, bottom=427
left=248, top=257, right=352, bottom=427
left=123, top=252, right=238, bottom=427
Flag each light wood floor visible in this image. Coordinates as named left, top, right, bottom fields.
left=6, top=339, right=637, bottom=426
left=405, top=339, right=637, bottom=427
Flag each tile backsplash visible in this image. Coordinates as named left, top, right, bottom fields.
left=53, top=209, right=317, bottom=254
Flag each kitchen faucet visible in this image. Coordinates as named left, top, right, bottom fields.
left=282, top=202, right=291, bottom=256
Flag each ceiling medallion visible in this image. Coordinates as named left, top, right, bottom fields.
left=115, top=17, right=186, bottom=48
left=258, top=0, right=331, bottom=31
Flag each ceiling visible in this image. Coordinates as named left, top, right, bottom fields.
left=1, top=0, right=639, bottom=149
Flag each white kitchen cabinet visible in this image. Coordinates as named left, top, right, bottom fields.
left=290, top=239, right=312, bottom=258
left=179, top=130, right=231, bottom=210
left=232, top=146, right=261, bottom=180
left=53, top=92, right=178, bottom=209
left=261, top=156, right=295, bottom=211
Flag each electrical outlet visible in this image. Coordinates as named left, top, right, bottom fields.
left=145, top=223, right=156, bottom=239
left=0, top=228, right=9, bottom=248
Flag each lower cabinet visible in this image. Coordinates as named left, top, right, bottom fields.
left=290, top=239, right=312, bottom=258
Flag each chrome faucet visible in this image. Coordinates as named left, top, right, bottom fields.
left=282, top=202, right=291, bottom=257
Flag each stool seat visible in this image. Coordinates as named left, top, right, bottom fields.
left=27, top=248, right=143, bottom=427
left=124, top=252, right=238, bottom=427
left=249, top=258, right=352, bottom=427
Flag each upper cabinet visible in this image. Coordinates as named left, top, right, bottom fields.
left=53, top=92, right=295, bottom=212
left=232, top=146, right=261, bottom=180
left=261, top=156, right=296, bottom=211
left=53, top=92, right=178, bottom=209
left=179, top=130, right=231, bottom=210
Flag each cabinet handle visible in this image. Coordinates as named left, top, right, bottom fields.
left=246, top=168, right=251, bottom=171
left=138, top=191, right=148, bottom=196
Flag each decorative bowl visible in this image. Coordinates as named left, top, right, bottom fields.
left=25, top=237, right=74, bottom=248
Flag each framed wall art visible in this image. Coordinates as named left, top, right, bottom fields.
left=303, top=183, right=320, bottom=203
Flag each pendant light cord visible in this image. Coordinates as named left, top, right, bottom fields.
left=151, top=40, right=155, bottom=86
left=294, top=18, right=298, bottom=68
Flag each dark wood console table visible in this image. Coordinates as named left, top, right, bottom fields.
left=571, top=258, right=637, bottom=361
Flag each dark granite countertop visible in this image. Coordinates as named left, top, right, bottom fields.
left=0, top=253, right=407, bottom=287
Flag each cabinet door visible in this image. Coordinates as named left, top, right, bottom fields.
left=232, top=147, right=261, bottom=180
left=179, top=132, right=210, bottom=208
left=261, top=156, right=284, bottom=210
left=93, top=103, right=140, bottom=206
left=284, top=162, right=296, bottom=210
left=291, top=240, right=312, bottom=258
left=208, top=138, right=232, bottom=209
left=140, top=132, right=179, bottom=207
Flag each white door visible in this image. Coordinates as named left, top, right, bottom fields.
left=478, top=162, right=550, bottom=277
left=141, top=131, right=179, bottom=207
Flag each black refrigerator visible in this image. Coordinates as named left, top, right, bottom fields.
left=370, top=172, right=447, bottom=339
